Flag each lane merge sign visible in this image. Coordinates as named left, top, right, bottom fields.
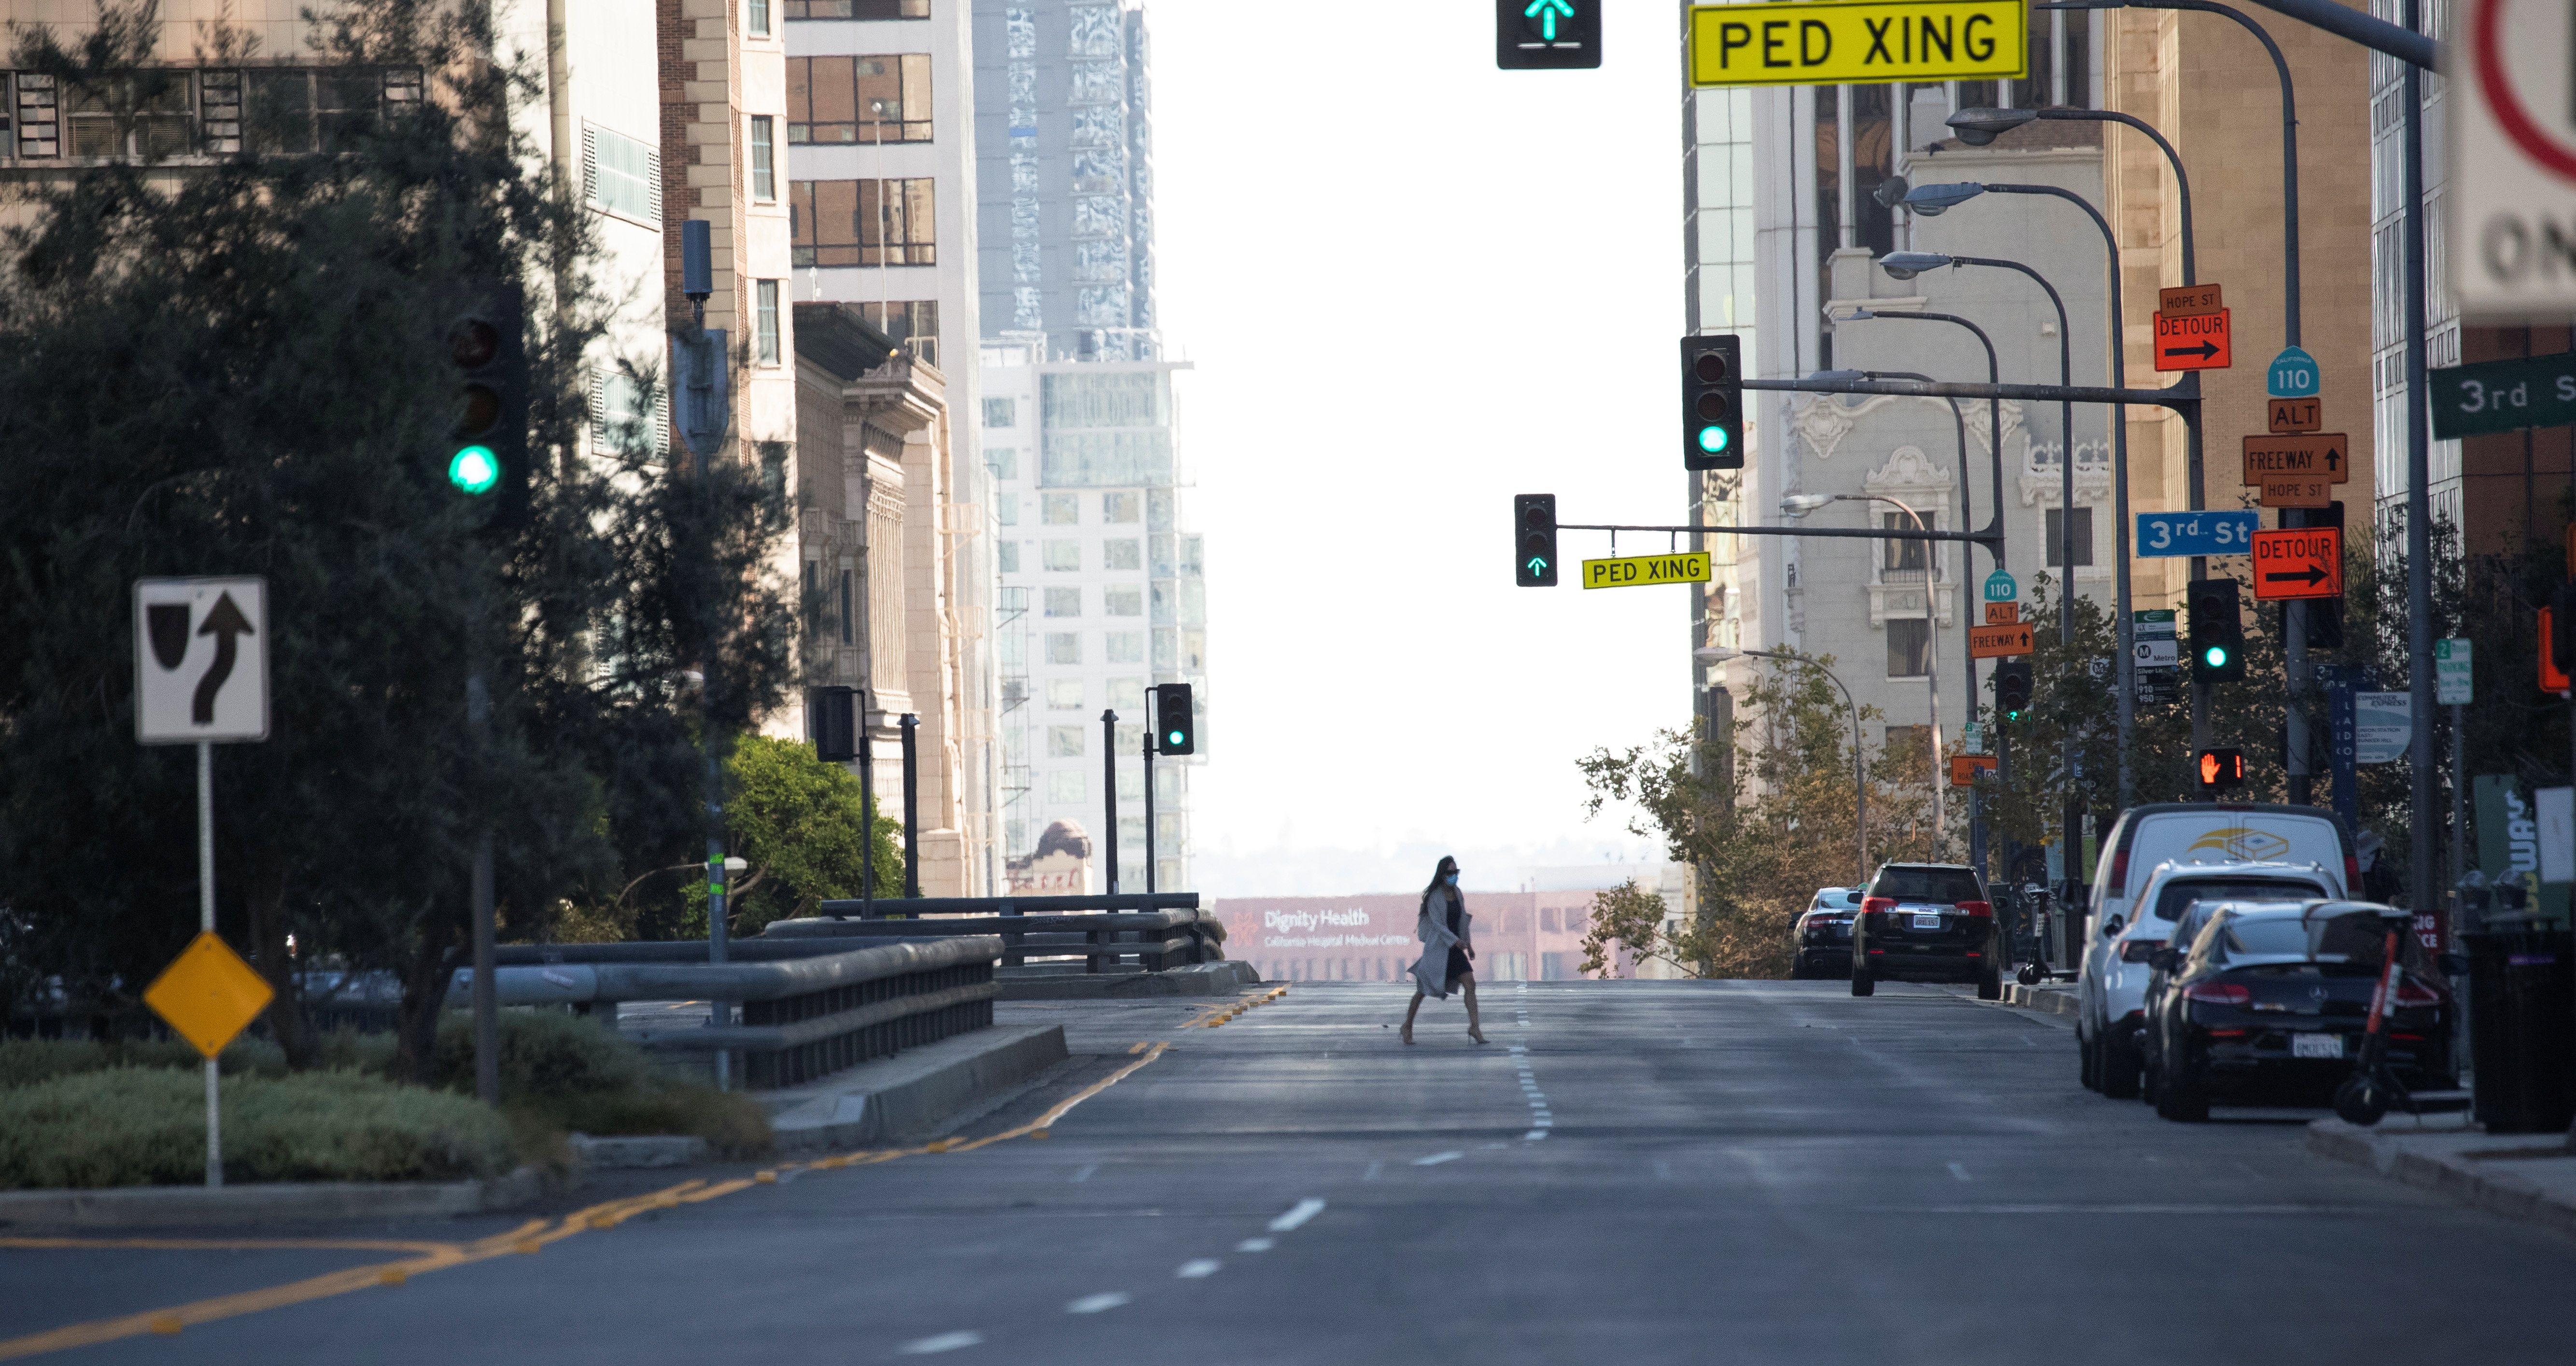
left=2153, top=308, right=2232, bottom=371
left=2250, top=526, right=2344, bottom=600
left=1688, top=0, right=2026, bottom=86
left=1581, top=551, right=1711, bottom=590
left=1969, top=620, right=2034, bottom=659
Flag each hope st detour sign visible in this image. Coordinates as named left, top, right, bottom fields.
left=1690, top=0, right=2026, bottom=86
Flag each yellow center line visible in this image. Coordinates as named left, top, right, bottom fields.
left=0, top=1040, right=1182, bottom=1360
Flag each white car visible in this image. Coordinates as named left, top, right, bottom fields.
left=2077, top=859, right=2338, bottom=1097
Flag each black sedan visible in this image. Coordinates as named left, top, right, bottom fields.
left=2147, top=901, right=2452, bottom=1122
left=1791, top=888, right=1862, bottom=979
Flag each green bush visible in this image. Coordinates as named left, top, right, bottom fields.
left=0, top=1068, right=514, bottom=1189
left=0, top=1036, right=287, bottom=1090
left=430, top=1011, right=769, bottom=1155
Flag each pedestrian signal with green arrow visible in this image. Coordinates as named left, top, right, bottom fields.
left=1516, top=493, right=1558, bottom=587
left=1496, top=0, right=1599, bottom=69
left=1994, top=660, right=2034, bottom=721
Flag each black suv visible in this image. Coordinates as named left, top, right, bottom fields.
left=1852, top=862, right=2002, bottom=999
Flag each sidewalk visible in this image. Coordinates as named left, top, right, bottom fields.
left=2309, top=1114, right=2576, bottom=1236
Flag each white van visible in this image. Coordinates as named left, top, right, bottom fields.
left=2085, top=803, right=2356, bottom=933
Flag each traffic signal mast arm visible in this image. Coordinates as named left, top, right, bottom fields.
left=1740, top=374, right=2196, bottom=414
left=1555, top=520, right=2001, bottom=549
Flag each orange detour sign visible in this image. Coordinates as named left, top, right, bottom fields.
left=2249, top=526, right=2343, bottom=601
left=1949, top=754, right=1999, bottom=788
left=1968, top=620, right=2035, bottom=659
left=2153, top=308, right=2232, bottom=371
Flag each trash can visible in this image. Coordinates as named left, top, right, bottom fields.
left=2459, top=922, right=2576, bottom=1134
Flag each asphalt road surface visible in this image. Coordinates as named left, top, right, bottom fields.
left=7, top=979, right=2572, bottom=1364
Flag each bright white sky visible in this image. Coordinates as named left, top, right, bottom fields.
left=1149, top=3, right=1683, bottom=890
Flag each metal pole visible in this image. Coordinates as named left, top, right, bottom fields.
left=859, top=714, right=875, bottom=918
left=900, top=713, right=921, bottom=899
left=1100, top=709, right=1119, bottom=895
left=1851, top=495, right=1940, bottom=848
left=198, top=741, right=220, bottom=1188
left=1143, top=719, right=1157, bottom=895
left=2402, top=0, right=2435, bottom=914
left=467, top=671, right=498, bottom=1109
left=2451, top=701, right=2466, bottom=893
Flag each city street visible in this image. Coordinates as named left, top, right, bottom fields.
left=8, top=981, right=2570, bottom=1364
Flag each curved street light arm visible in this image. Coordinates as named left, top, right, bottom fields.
left=2033, top=111, right=2195, bottom=286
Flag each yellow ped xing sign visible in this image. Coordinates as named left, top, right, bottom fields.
left=1689, top=0, right=2027, bottom=87
left=1582, top=551, right=1712, bottom=590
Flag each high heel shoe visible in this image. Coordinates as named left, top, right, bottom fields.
left=1467, top=1028, right=1487, bottom=1043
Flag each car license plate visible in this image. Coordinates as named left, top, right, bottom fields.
left=1911, top=913, right=1943, bottom=930
left=2292, top=1033, right=2344, bottom=1059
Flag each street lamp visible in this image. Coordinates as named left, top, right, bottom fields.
left=1697, top=645, right=1868, bottom=887
left=1780, top=494, right=1943, bottom=850
left=1945, top=108, right=2197, bottom=283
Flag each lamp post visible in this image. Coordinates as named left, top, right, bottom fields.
left=1881, top=250, right=2092, bottom=901
left=1782, top=493, right=1943, bottom=850
left=1904, top=179, right=2149, bottom=808
left=1697, top=645, right=1867, bottom=887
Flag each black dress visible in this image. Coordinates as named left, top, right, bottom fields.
left=1440, top=891, right=1471, bottom=985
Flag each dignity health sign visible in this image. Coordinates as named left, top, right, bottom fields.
left=1249, top=905, right=1419, bottom=950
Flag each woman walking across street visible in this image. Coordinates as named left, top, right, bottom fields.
left=1402, top=856, right=1485, bottom=1045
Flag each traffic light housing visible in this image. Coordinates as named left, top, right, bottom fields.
left=1515, top=493, right=1558, bottom=587
left=2554, top=582, right=2576, bottom=676
left=2188, top=577, right=2245, bottom=684
left=1993, top=660, right=2034, bottom=721
left=809, top=686, right=857, bottom=762
left=2198, top=747, right=2248, bottom=791
left=1495, top=0, right=1600, bottom=69
left=445, top=282, right=528, bottom=523
left=1682, top=335, right=1743, bottom=471
left=1152, top=683, right=1196, bottom=755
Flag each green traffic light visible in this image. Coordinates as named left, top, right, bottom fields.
left=2202, top=644, right=2229, bottom=669
left=1697, top=425, right=1729, bottom=454
left=449, top=445, right=501, bottom=495
left=1167, top=730, right=1184, bottom=746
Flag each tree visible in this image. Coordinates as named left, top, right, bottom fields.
left=1578, top=657, right=1945, bottom=978
left=0, top=2, right=795, bottom=1078
left=666, top=736, right=901, bottom=938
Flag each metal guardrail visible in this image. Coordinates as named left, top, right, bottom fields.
left=767, top=905, right=1222, bottom=974
left=455, top=935, right=1000, bottom=1089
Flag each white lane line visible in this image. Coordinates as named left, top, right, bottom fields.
left=1523, top=1129, right=1548, bottom=1141
left=1482, top=1141, right=1508, bottom=1149
left=1363, top=1160, right=1382, bottom=1182
left=1070, top=1164, right=1098, bottom=1183
left=1235, top=1237, right=1276, bottom=1253
left=1176, top=1259, right=1221, bottom=1278
left=1948, top=1162, right=1972, bottom=1183
left=899, top=1330, right=984, bottom=1354
left=1066, top=1293, right=1131, bottom=1314
left=1268, top=1197, right=1327, bottom=1232
left=1531, top=1116, right=1553, bottom=1127
left=1413, top=1151, right=1464, bottom=1166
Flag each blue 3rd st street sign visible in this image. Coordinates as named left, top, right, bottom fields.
left=2135, top=510, right=2259, bottom=559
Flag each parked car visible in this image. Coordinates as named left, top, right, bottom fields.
left=1792, top=887, right=1864, bottom=979
left=2079, top=860, right=2340, bottom=1098
left=2144, top=901, right=2452, bottom=1122
left=2136, top=897, right=2306, bottom=1103
left=1850, top=863, right=1999, bottom=999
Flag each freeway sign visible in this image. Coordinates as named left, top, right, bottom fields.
left=2250, top=526, right=2343, bottom=600
left=2448, top=0, right=2576, bottom=317
left=2429, top=352, right=2576, bottom=439
left=2152, top=309, right=2232, bottom=371
left=1687, top=1, right=2026, bottom=86
left=1581, top=551, right=1710, bottom=589
left=1983, top=568, right=2017, bottom=603
left=2136, top=510, right=2258, bottom=559
left=2437, top=638, right=2474, bottom=705
left=1968, top=620, right=2034, bottom=659
left=2242, top=432, right=2351, bottom=485
left=2266, top=345, right=2321, bottom=398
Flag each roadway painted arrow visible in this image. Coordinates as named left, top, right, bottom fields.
left=2162, top=341, right=2222, bottom=360
left=2264, top=566, right=2330, bottom=587
left=191, top=591, right=255, bottom=724
left=1526, top=0, right=1574, bottom=41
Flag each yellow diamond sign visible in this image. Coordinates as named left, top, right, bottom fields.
left=142, top=931, right=273, bottom=1059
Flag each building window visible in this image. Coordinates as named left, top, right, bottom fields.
left=583, top=122, right=660, bottom=224
left=2046, top=507, right=2096, bottom=567
left=788, top=179, right=936, bottom=266
left=589, top=366, right=667, bottom=455
left=241, top=68, right=418, bottom=155
left=747, top=0, right=772, bottom=37
left=997, top=541, right=1020, bottom=573
left=1041, top=493, right=1079, bottom=526
left=984, top=397, right=1017, bottom=429
left=1882, top=512, right=1936, bottom=578
left=14, top=72, right=59, bottom=157
left=749, top=115, right=775, bottom=200
left=1103, top=539, right=1140, bottom=571
left=756, top=280, right=781, bottom=363
left=1108, top=677, right=1146, bottom=711
left=840, top=570, right=855, bottom=645
left=1047, top=769, right=1085, bottom=803
left=1042, top=540, right=1081, bottom=571
left=1044, top=588, right=1081, bottom=618
left=1102, top=491, right=1140, bottom=523
left=847, top=300, right=938, bottom=366
left=987, top=448, right=1018, bottom=480
left=1045, top=632, right=1081, bottom=664
left=1048, top=723, right=1086, bottom=756
left=1104, top=586, right=1142, bottom=617
left=786, top=55, right=932, bottom=144
left=1106, top=632, right=1144, bottom=664
left=802, top=561, right=819, bottom=632
left=788, top=0, right=930, bottom=19
left=1047, top=680, right=1085, bottom=711
left=1887, top=617, right=1932, bottom=678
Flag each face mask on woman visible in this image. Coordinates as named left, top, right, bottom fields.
left=1446, top=872, right=1459, bottom=886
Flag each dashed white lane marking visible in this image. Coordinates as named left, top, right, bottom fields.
left=1066, top=1293, right=1131, bottom=1314
left=1236, top=1237, right=1276, bottom=1253
left=1070, top=1164, right=1098, bottom=1183
left=899, top=1330, right=984, bottom=1354
left=1413, top=1151, right=1464, bottom=1166
left=1524, top=1130, right=1549, bottom=1141
left=1268, top=1198, right=1327, bottom=1232
left=1176, top=1259, right=1221, bottom=1279
left=1948, top=1162, right=1972, bottom=1182
left=1363, top=1160, right=1382, bottom=1182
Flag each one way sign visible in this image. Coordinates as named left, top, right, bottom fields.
left=135, top=577, right=270, bottom=744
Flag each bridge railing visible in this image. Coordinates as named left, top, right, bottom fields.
left=771, top=895, right=1218, bottom=974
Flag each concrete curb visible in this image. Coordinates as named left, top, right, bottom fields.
left=2005, top=982, right=2079, bottom=1019
left=763, top=1022, right=1071, bottom=1153
left=569, top=1135, right=708, bottom=1169
left=0, top=1166, right=547, bottom=1229
left=2308, top=1118, right=2576, bottom=1236
left=997, top=960, right=1259, bottom=1000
